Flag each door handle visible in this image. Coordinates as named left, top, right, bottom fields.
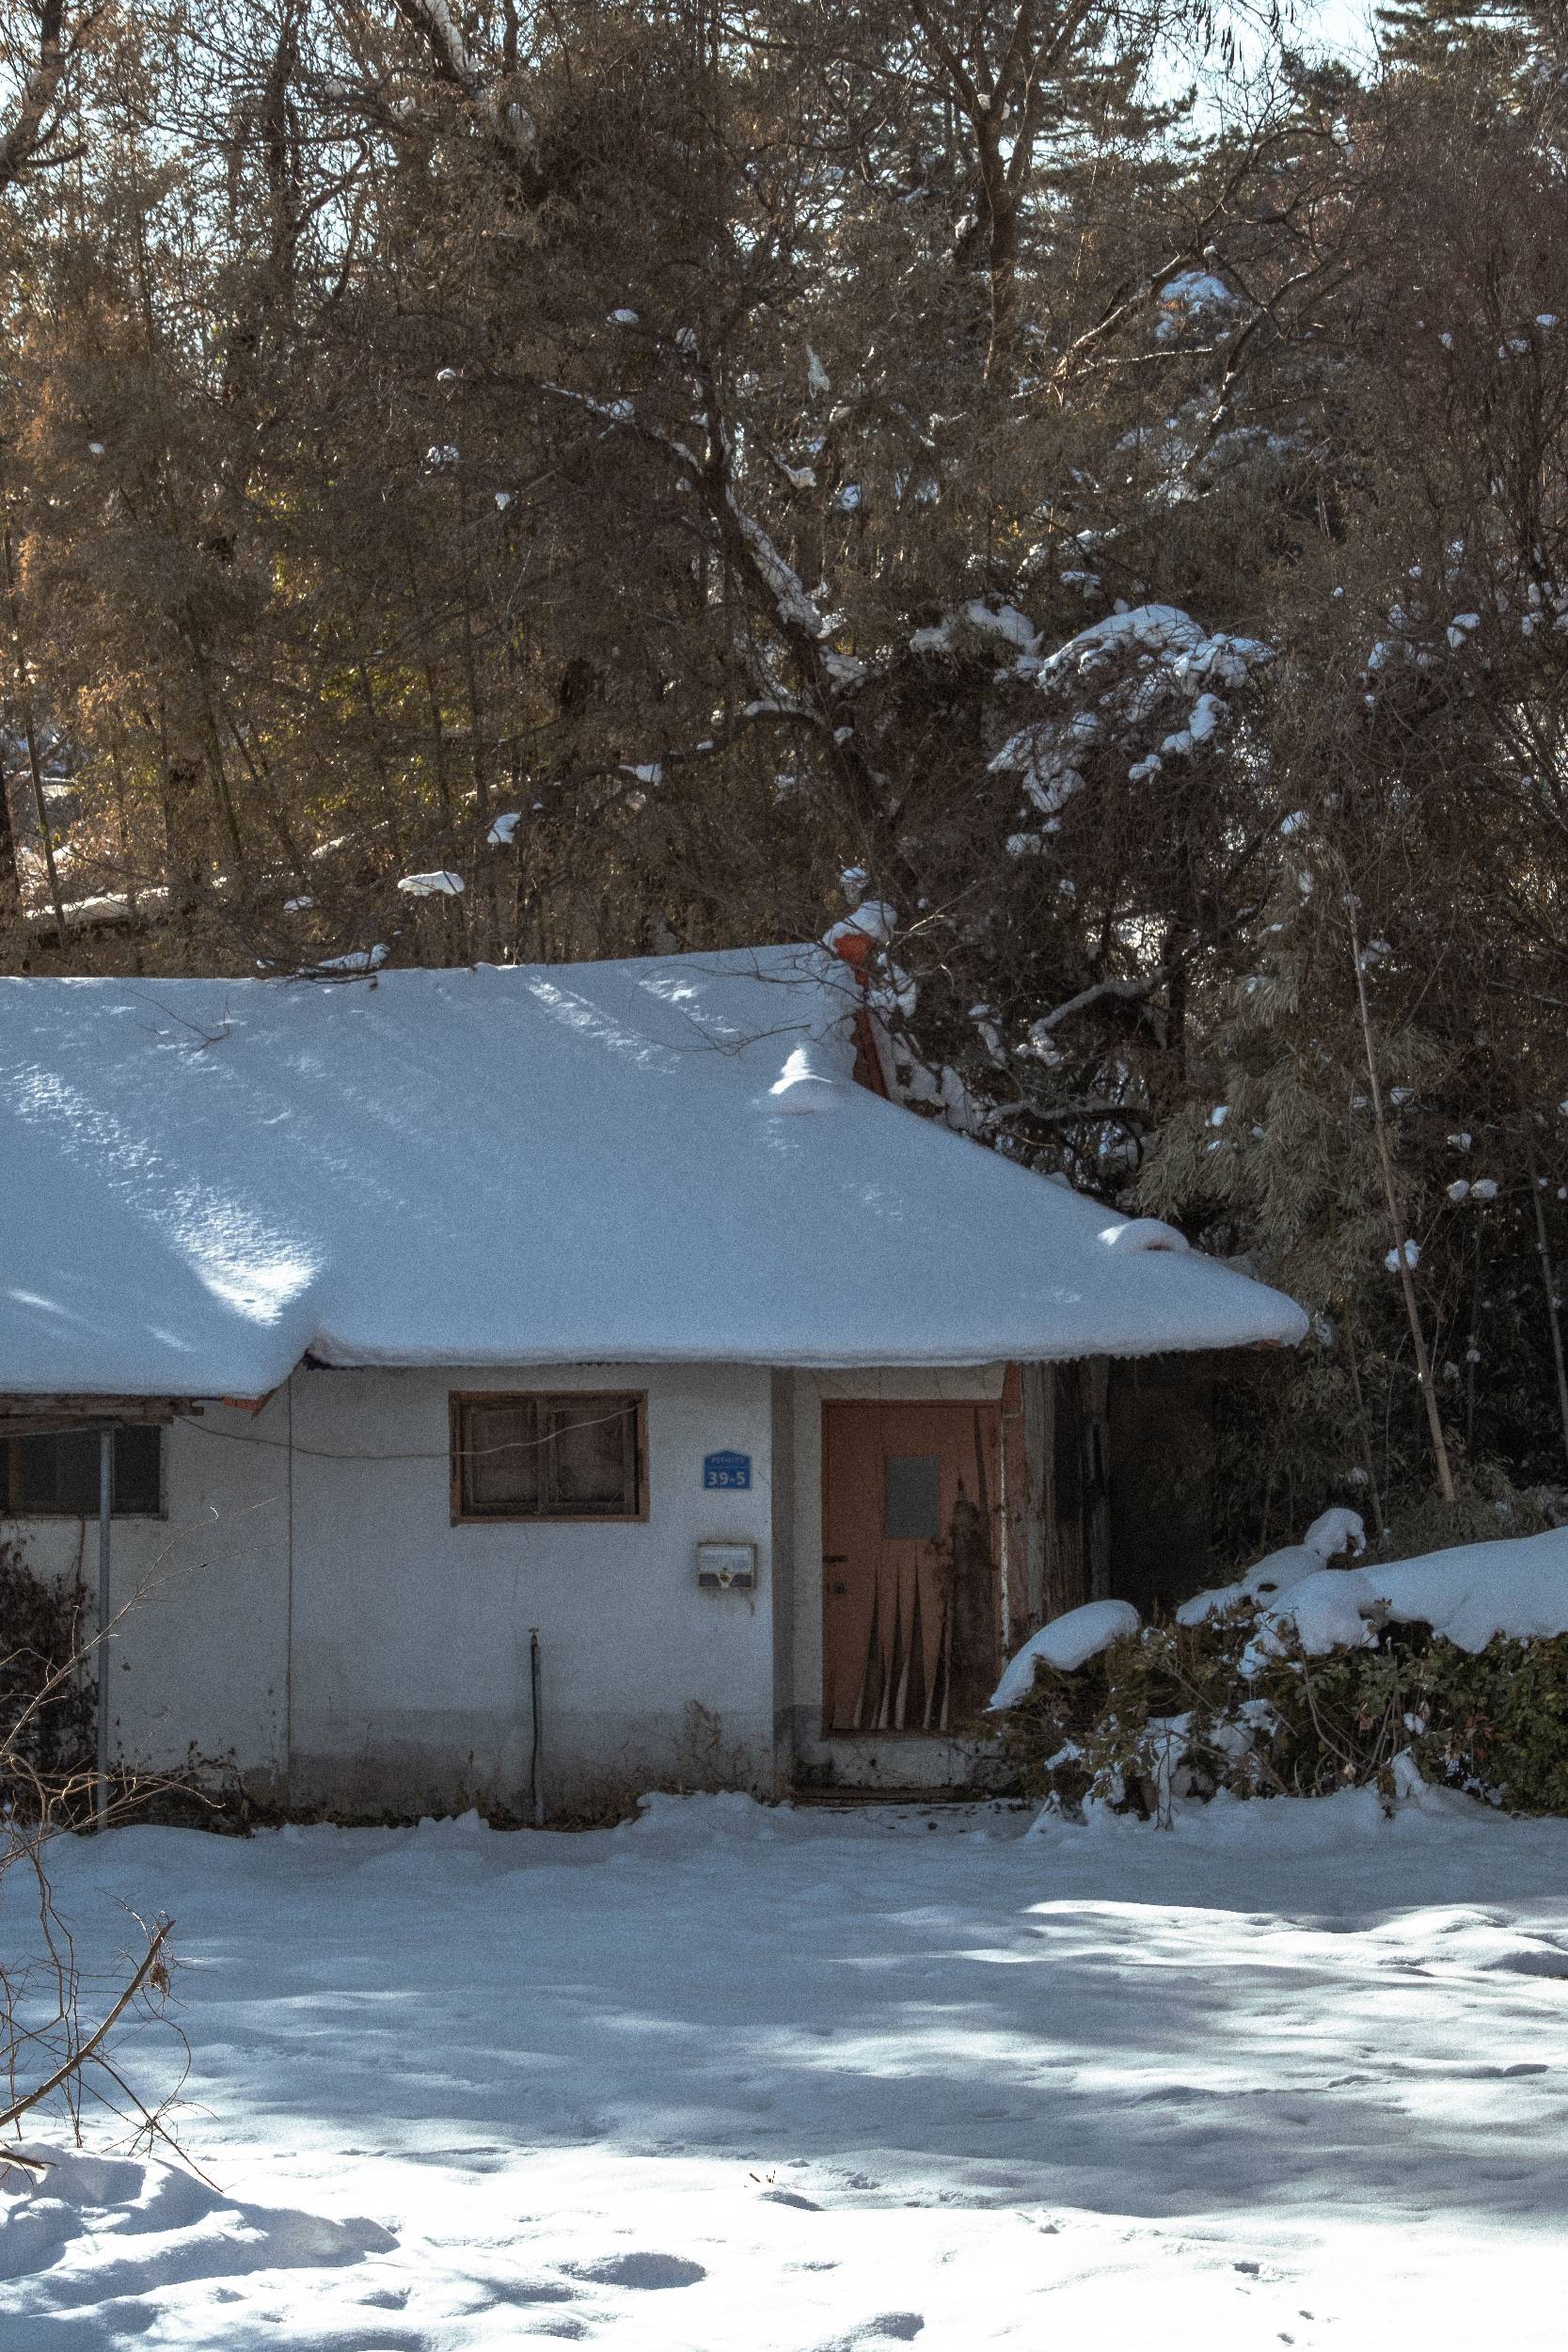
left=823, top=1553, right=847, bottom=1564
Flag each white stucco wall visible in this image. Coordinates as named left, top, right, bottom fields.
left=1, top=1394, right=293, bottom=1790
left=4, top=1364, right=776, bottom=1816
left=6, top=1358, right=1017, bottom=1810
left=285, top=1361, right=777, bottom=1816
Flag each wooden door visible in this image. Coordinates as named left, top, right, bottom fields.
left=821, top=1401, right=1002, bottom=1737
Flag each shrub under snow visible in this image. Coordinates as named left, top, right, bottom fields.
left=992, top=1520, right=1568, bottom=1820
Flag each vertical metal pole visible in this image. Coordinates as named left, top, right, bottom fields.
left=96, top=1427, right=111, bottom=1831
left=529, top=1628, right=544, bottom=1829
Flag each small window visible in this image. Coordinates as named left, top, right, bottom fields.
left=884, top=1453, right=941, bottom=1541
left=2, top=1426, right=164, bottom=1518
left=451, top=1392, right=644, bottom=1522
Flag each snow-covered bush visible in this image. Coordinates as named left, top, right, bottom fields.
left=0, top=1537, right=177, bottom=2159
left=0, top=1534, right=94, bottom=1791
left=998, top=1583, right=1568, bottom=1820
left=994, top=1612, right=1296, bottom=1819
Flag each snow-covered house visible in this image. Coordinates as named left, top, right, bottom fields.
left=0, top=946, right=1306, bottom=1813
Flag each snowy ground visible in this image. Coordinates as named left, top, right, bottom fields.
left=4, top=1789, right=1568, bottom=2349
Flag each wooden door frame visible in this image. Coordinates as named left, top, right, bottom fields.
left=818, top=1395, right=1005, bottom=1739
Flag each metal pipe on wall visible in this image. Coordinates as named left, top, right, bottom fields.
left=529, top=1627, right=544, bottom=1829
left=96, top=1426, right=111, bottom=1831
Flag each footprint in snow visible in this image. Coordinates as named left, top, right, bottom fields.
left=469, top=2274, right=582, bottom=2307
left=818, top=2315, right=926, bottom=2348
left=1488, top=1947, right=1568, bottom=1978
left=564, top=2251, right=706, bottom=2290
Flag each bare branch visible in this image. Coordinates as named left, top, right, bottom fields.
left=0, top=1922, right=172, bottom=2137
left=0, top=1, right=101, bottom=198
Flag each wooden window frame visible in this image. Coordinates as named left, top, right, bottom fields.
left=449, top=1390, right=649, bottom=1526
left=0, top=1425, right=166, bottom=1521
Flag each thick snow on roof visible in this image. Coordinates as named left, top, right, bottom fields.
left=0, top=946, right=1307, bottom=1397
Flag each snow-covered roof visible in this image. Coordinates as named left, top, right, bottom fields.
left=0, top=946, right=1307, bottom=1397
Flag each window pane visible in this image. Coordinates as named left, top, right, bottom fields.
left=7, top=1428, right=162, bottom=1518
left=113, top=1426, right=163, bottom=1516
left=12, top=1434, right=60, bottom=1511
left=463, top=1402, right=541, bottom=1515
left=453, top=1394, right=641, bottom=1519
left=15, top=1432, right=97, bottom=1514
left=548, top=1399, right=638, bottom=1516
left=884, top=1454, right=941, bottom=1541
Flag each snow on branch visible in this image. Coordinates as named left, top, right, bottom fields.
left=911, top=601, right=1039, bottom=657
left=399, top=0, right=474, bottom=83
left=995, top=603, right=1274, bottom=854
left=1032, top=604, right=1272, bottom=689
left=724, top=490, right=832, bottom=643
left=393, top=0, right=539, bottom=166
left=539, top=381, right=832, bottom=647
left=1029, top=970, right=1174, bottom=1038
